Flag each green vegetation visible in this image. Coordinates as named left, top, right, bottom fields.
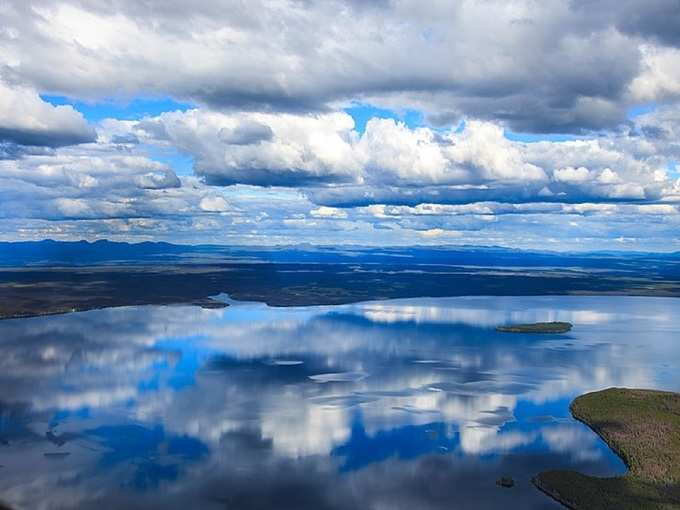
left=534, top=388, right=680, bottom=509
left=496, top=321, right=573, bottom=333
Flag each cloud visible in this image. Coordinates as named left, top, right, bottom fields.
left=135, top=110, right=362, bottom=186
left=133, top=107, right=676, bottom=208
left=441, top=121, right=547, bottom=182
left=554, top=166, right=591, bottom=183
left=134, top=169, right=181, bottom=189
left=199, top=195, right=230, bottom=212
left=111, top=133, right=140, bottom=145
left=0, top=141, right=234, bottom=221
left=0, top=80, right=95, bottom=147
left=630, top=45, right=680, bottom=102
left=309, top=206, right=347, bottom=219
left=219, top=119, right=273, bottom=146
left=2, top=0, right=678, bottom=132
left=2, top=0, right=680, bottom=249
left=576, top=0, right=680, bottom=48
left=352, top=119, right=545, bottom=185
left=419, top=228, right=461, bottom=238
left=636, top=204, right=679, bottom=215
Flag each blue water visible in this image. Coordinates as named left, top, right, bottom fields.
left=1, top=295, right=679, bottom=509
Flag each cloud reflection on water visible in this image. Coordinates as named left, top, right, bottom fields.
left=1, top=296, right=679, bottom=509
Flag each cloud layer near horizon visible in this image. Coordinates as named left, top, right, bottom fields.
left=1, top=0, right=680, bottom=249
left=126, top=108, right=678, bottom=205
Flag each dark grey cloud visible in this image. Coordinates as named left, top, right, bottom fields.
left=305, top=184, right=655, bottom=209
left=0, top=142, right=52, bottom=160
left=0, top=126, right=94, bottom=147
left=2, top=0, right=678, bottom=133
left=200, top=167, right=347, bottom=187
left=574, top=0, right=680, bottom=47
left=218, top=120, right=273, bottom=146
left=639, top=124, right=667, bottom=139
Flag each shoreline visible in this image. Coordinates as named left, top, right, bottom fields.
left=2, top=289, right=680, bottom=321
left=2, top=262, right=680, bottom=320
left=533, top=388, right=680, bottom=509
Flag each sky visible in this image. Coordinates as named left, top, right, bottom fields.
left=1, top=1, right=680, bottom=251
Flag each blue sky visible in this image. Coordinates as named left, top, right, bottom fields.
left=40, top=96, right=193, bottom=122
left=344, top=104, right=424, bottom=133
left=1, top=0, right=680, bottom=250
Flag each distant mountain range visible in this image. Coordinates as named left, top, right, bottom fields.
left=1, top=239, right=679, bottom=270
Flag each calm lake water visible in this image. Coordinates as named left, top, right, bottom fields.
left=1, top=295, right=679, bottom=509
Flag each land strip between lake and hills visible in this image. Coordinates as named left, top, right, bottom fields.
left=2, top=241, right=680, bottom=320
left=1, top=263, right=680, bottom=319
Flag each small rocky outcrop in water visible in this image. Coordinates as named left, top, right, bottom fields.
left=496, top=476, right=515, bottom=488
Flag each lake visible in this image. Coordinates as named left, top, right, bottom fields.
left=1, top=295, right=679, bottom=509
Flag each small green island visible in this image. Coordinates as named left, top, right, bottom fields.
left=496, top=321, right=573, bottom=333
left=534, top=388, right=680, bottom=509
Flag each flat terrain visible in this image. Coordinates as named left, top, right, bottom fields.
left=2, top=263, right=680, bottom=319
left=2, top=241, right=680, bottom=319
left=496, top=321, right=573, bottom=333
left=534, top=388, right=680, bottom=509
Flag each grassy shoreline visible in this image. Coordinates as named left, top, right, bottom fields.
left=534, top=388, right=680, bottom=509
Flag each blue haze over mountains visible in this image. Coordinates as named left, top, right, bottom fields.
left=2, top=239, right=680, bottom=270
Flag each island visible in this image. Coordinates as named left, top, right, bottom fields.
left=533, top=388, right=680, bottom=509
left=496, top=321, right=573, bottom=333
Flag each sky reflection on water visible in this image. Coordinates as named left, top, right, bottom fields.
left=1, top=296, right=679, bottom=509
